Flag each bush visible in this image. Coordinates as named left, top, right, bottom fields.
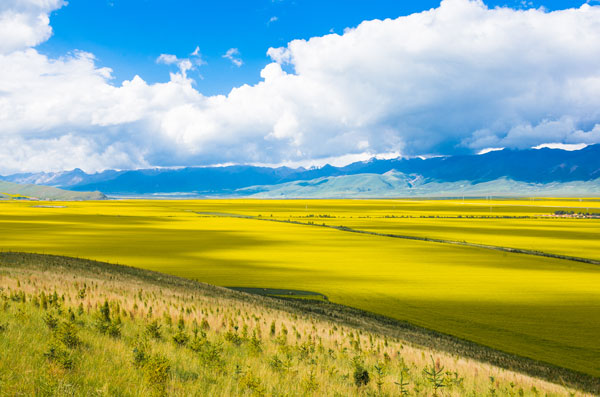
left=146, top=320, right=162, bottom=340
left=143, top=354, right=171, bottom=395
left=239, top=371, right=265, bottom=395
left=56, top=321, right=81, bottom=348
left=94, top=300, right=121, bottom=338
left=303, top=367, right=319, bottom=392
left=132, top=337, right=150, bottom=368
left=353, top=361, right=370, bottom=388
left=172, top=330, right=189, bottom=346
left=198, top=341, right=224, bottom=370
left=187, top=334, right=207, bottom=353
left=44, top=342, right=74, bottom=370
left=224, top=329, right=243, bottom=345
left=43, top=312, right=58, bottom=330
left=200, top=318, right=210, bottom=330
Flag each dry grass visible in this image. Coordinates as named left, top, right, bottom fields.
left=0, top=252, right=595, bottom=396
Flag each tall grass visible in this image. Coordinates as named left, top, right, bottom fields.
left=0, top=252, right=593, bottom=396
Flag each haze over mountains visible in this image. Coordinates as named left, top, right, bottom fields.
left=2, top=145, right=600, bottom=198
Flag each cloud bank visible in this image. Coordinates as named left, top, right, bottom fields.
left=1, top=0, right=600, bottom=173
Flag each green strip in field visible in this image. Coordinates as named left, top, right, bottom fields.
left=227, top=287, right=328, bottom=301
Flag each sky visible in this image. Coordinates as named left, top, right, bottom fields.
left=1, top=0, right=600, bottom=174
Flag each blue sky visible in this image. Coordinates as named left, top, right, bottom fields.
left=38, top=0, right=590, bottom=95
left=1, top=0, right=599, bottom=173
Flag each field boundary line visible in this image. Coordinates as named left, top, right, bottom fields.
left=194, top=211, right=600, bottom=266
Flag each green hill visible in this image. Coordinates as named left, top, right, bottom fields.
left=241, top=171, right=600, bottom=198
left=0, top=181, right=105, bottom=201
left=0, top=252, right=595, bottom=396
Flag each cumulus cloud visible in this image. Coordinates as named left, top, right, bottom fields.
left=156, top=48, right=204, bottom=79
left=1, top=0, right=600, bottom=174
left=0, top=0, right=65, bottom=54
left=223, top=48, right=243, bottom=67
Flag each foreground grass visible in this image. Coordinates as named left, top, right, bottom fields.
left=0, top=253, right=594, bottom=396
left=0, top=199, right=599, bottom=379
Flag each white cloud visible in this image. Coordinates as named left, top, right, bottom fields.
left=0, top=0, right=65, bottom=54
left=1, top=0, right=600, bottom=174
left=223, top=48, right=243, bottom=67
left=156, top=50, right=204, bottom=79
left=156, top=54, right=178, bottom=65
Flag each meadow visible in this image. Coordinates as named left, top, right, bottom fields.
left=0, top=252, right=591, bottom=396
left=0, top=198, right=599, bottom=385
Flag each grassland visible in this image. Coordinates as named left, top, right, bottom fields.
left=0, top=252, right=592, bottom=396
left=0, top=198, right=599, bottom=388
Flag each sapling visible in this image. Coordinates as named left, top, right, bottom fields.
left=146, top=320, right=162, bottom=340
left=422, top=356, right=445, bottom=397
left=394, top=367, right=410, bottom=396
left=44, top=342, right=74, bottom=370
left=143, top=354, right=171, bottom=395
left=303, top=366, right=319, bottom=392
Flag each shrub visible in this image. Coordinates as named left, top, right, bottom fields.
left=146, top=320, right=162, bottom=340
left=249, top=330, right=262, bottom=354
left=239, top=371, right=265, bottom=396
left=303, top=367, right=319, bottom=393
left=224, top=329, right=243, bottom=345
left=187, top=333, right=207, bottom=352
left=94, top=300, right=121, bottom=338
left=143, top=354, right=171, bottom=395
left=200, top=318, right=210, bottom=331
left=56, top=321, right=81, bottom=348
left=132, top=337, right=150, bottom=368
left=107, top=319, right=122, bottom=338
left=269, top=355, right=284, bottom=373
left=353, top=361, right=370, bottom=388
left=172, top=330, right=189, bottom=346
left=44, top=342, right=74, bottom=370
left=43, top=312, right=58, bottom=330
left=198, top=341, right=224, bottom=370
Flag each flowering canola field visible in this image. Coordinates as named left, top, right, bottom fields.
left=0, top=198, right=599, bottom=377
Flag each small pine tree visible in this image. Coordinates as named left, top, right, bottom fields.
left=423, top=357, right=446, bottom=397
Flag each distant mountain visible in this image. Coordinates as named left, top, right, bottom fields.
left=0, top=181, right=105, bottom=201
left=1, top=168, right=122, bottom=188
left=1, top=145, right=599, bottom=197
left=241, top=171, right=600, bottom=198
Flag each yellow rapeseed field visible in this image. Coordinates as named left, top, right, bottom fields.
left=0, top=198, right=599, bottom=377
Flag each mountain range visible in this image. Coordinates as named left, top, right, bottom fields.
left=0, top=181, right=105, bottom=201
left=1, top=145, right=599, bottom=198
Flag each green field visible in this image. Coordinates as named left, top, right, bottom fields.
left=0, top=199, right=599, bottom=378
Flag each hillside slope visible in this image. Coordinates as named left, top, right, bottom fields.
left=0, top=252, right=596, bottom=395
left=0, top=180, right=105, bottom=201
left=242, top=172, right=600, bottom=198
